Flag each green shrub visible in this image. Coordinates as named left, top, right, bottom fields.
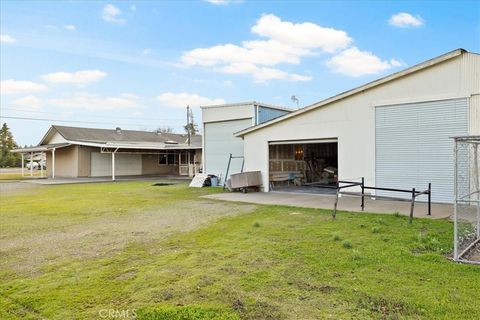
left=137, top=305, right=239, bottom=320
left=372, top=227, right=380, bottom=234
left=253, top=222, right=261, bottom=228
left=342, top=240, right=352, bottom=249
left=332, top=232, right=342, bottom=241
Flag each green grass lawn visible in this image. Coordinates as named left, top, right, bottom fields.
left=0, top=181, right=478, bottom=319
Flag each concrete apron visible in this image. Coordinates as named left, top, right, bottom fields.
left=202, top=191, right=453, bottom=220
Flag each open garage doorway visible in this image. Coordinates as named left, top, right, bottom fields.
left=268, top=139, right=338, bottom=194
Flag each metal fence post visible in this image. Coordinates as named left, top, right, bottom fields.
left=428, top=183, right=431, bottom=216
left=361, top=177, right=365, bottom=211
left=409, top=188, right=415, bottom=224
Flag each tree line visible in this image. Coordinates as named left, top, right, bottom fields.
left=0, top=123, right=22, bottom=168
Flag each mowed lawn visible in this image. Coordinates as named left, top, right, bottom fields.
left=0, top=181, right=479, bottom=319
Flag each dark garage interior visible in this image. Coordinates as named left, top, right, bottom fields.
left=268, top=141, right=338, bottom=193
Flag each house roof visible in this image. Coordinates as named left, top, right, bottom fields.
left=36, top=125, right=202, bottom=149
left=235, top=48, right=469, bottom=137
left=11, top=143, right=71, bottom=153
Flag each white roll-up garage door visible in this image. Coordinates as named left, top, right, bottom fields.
left=91, top=153, right=142, bottom=177
left=375, top=98, right=468, bottom=203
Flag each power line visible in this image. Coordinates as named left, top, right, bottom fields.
left=0, top=115, right=165, bottom=127
left=0, top=107, right=183, bottom=122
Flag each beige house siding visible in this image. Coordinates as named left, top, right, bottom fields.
left=142, top=154, right=178, bottom=175
left=46, top=145, right=79, bottom=178
left=78, top=146, right=98, bottom=177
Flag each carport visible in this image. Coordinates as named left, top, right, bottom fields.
left=11, top=143, right=70, bottom=179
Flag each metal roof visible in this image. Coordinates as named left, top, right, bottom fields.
left=235, top=48, right=469, bottom=137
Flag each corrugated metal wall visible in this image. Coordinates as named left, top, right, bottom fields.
left=257, top=106, right=289, bottom=124
left=375, top=98, right=469, bottom=203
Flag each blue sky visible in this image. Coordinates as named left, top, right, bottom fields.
left=1, top=0, right=479, bottom=146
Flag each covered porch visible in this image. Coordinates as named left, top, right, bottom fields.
left=11, top=143, right=70, bottom=179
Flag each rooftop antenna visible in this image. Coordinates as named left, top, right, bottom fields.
left=291, top=95, right=299, bottom=109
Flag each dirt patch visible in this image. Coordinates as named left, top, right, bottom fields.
left=462, top=240, right=480, bottom=262
left=0, top=200, right=257, bottom=275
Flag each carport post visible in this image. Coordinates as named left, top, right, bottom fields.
left=40, top=152, right=44, bottom=177
left=21, top=153, right=24, bottom=177
left=111, top=151, right=116, bottom=181
left=30, top=152, right=33, bottom=177
left=52, top=148, right=56, bottom=179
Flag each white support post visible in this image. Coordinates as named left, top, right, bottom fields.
left=30, top=152, right=33, bottom=177
left=112, top=151, right=116, bottom=181
left=40, top=152, right=44, bottom=177
left=52, top=148, right=56, bottom=179
left=21, top=153, right=24, bottom=177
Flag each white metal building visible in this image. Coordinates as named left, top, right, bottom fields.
left=201, top=102, right=291, bottom=183
left=235, top=49, right=480, bottom=203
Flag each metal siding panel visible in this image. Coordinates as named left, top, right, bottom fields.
left=375, top=98, right=469, bottom=203
left=258, top=107, right=289, bottom=124
left=204, top=119, right=252, bottom=183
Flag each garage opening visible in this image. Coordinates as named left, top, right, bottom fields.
left=269, top=139, right=338, bottom=193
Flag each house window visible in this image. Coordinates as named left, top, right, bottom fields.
left=159, top=151, right=177, bottom=165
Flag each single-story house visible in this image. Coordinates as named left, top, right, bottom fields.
left=231, top=48, right=479, bottom=203
left=201, top=101, right=291, bottom=183
left=12, top=125, right=202, bottom=179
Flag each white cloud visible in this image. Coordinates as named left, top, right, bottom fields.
left=41, top=70, right=107, bottom=85
left=130, top=4, right=137, bottom=11
left=326, top=47, right=402, bottom=77
left=0, top=80, right=48, bottom=95
left=13, top=96, right=43, bottom=109
left=1, top=34, right=16, bottom=43
left=389, top=12, right=424, bottom=28
left=181, top=14, right=349, bottom=81
left=141, top=49, right=152, bottom=55
left=204, top=0, right=237, bottom=5
left=157, top=92, right=225, bottom=108
left=251, top=14, right=352, bottom=53
left=64, top=25, right=76, bottom=31
left=102, top=4, right=126, bottom=24
left=50, top=92, right=139, bottom=110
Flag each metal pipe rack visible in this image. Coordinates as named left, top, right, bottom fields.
left=332, top=177, right=431, bottom=224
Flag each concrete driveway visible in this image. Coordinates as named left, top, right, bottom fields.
left=203, top=191, right=453, bottom=220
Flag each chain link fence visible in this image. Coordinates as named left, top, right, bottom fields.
left=453, top=136, right=480, bottom=264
